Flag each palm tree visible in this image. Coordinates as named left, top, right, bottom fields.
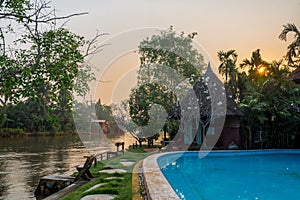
left=279, top=23, right=300, bottom=65
left=240, top=49, right=269, bottom=83
left=240, top=49, right=268, bottom=70
left=217, top=50, right=239, bottom=97
left=217, top=49, right=238, bottom=82
left=268, top=60, right=290, bottom=79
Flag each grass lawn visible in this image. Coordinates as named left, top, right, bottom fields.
left=61, top=146, right=158, bottom=200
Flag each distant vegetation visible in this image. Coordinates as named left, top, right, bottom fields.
left=0, top=0, right=99, bottom=135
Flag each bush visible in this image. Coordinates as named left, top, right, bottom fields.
left=0, top=128, right=24, bottom=137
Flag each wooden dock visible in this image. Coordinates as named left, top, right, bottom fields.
left=43, top=180, right=87, bottom=200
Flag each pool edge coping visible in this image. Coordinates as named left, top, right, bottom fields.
left=143, top=152, right=181, bottom=200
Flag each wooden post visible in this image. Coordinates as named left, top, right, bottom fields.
left=116, top=143, right=120, bottom=152
left=121, top=142, right=124, bottom=155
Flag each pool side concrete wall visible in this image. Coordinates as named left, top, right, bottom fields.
left=143, top=153, right=180, bottom=200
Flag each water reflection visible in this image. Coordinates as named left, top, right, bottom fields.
left=0, top=135, right=88, bottom=200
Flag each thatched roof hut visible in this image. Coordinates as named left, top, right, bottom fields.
left=291, top=67, right=300, bottom=84
left=187, top=64, right=243, bottom=149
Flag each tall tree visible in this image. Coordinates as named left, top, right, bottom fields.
left=0, top=0, right=32, bottom=55
left=217, top=49, right=238, bottom=82
left=0, top=0, right=102, bottom=132
left=217, top=49, right=238, bottom=96
left=0, top=0, right=33, bottom=124
left=240, top=49, right=269, bottom=86
left=239, top=59, right=300, bottom=149
left=130, top=26, right=206, bottom=140
left=279, top=23, right=300, bottom=66
left=138, top=26, right=205, bottom=87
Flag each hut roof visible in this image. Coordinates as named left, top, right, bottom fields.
left=203, top=63, right=243, bottom=116
left=226, top=94, right=243, bottom=116
left=290, top=67, right=300, bottom=84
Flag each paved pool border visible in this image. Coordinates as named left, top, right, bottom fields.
left=142, top=149, right=300, bottom=200
left=143, top=152, right=180, bottom=200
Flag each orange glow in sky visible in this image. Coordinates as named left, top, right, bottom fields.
left=50, top=0, right=300, bottom=104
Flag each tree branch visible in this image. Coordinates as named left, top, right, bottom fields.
left=0, top=28, right=5, bottom=56
left=36, top=12, right=88, bottom=23
left=84, top=31, right=109, bottom=57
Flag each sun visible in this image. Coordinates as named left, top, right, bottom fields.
left=258, top=66, right=266, bottom=75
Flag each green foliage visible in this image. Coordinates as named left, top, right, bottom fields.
left=218, top=25, right=300, bottom=149
left=15, top=28, right=88, bottom=102
left=0, top=128, right=24, bottom=136
left=0, top=1, right=95, bottom=134
left=217, top=49, right=238, bottom=82
left=4, top=99, right=76, bottom=133
left=129, top=26, right=205, bottom=140
left=0, top=55, right=20, bottom=106
left=217, top=49, right=238, bottom=96
left=95, top=99, right=114, bottom=121
left=94, top=99, right=123, bottom=135
left=240, top=49, right=270, bottom=87
left=138, top=26, right=205, bottom=85
left=279, top=23, right=300, bottom=66
left=0, top=0, right=32, bottom=23
left=6, top=27, right=91, bottom=132
left=220, top=46, right=300, bottom=149
left=129, top=83, right=177, bottom=126
left=127, top=144, right=161, bottom=153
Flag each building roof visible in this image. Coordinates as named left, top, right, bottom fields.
left=291, top=67, right=300, bottom=84
left=226, top=93, right=243, bottom=116
left=198, top=63, right=243, bottom=116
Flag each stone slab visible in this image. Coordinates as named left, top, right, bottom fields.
left=84, top=183, right=106, bottom=193
left=81, top=194, right=116, bottom=200
left=120, top=161, right=135, bottom=167
left=104, top=177, right=124, bottom=180
left=99, top=169, right=127, bottom=174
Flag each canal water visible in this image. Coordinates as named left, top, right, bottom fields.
left=0, top=132, right=137, bottom=200
left=0, top=135, right=89, bottom=200
left=0, top=129, right=142, bottom=200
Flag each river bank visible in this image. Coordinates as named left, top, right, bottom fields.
left=0, top=128, right=77, bottom=137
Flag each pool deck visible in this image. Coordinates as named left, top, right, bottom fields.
left=143, top=153, right=180, bottom=200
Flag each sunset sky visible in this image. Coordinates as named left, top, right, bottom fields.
left=52, top=0, right=300, bottom=104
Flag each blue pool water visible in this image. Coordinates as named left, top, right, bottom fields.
left=158, top=150, right=300, bottom=200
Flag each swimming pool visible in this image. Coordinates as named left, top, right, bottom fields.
left=156, top=150, right=300, bottom=200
